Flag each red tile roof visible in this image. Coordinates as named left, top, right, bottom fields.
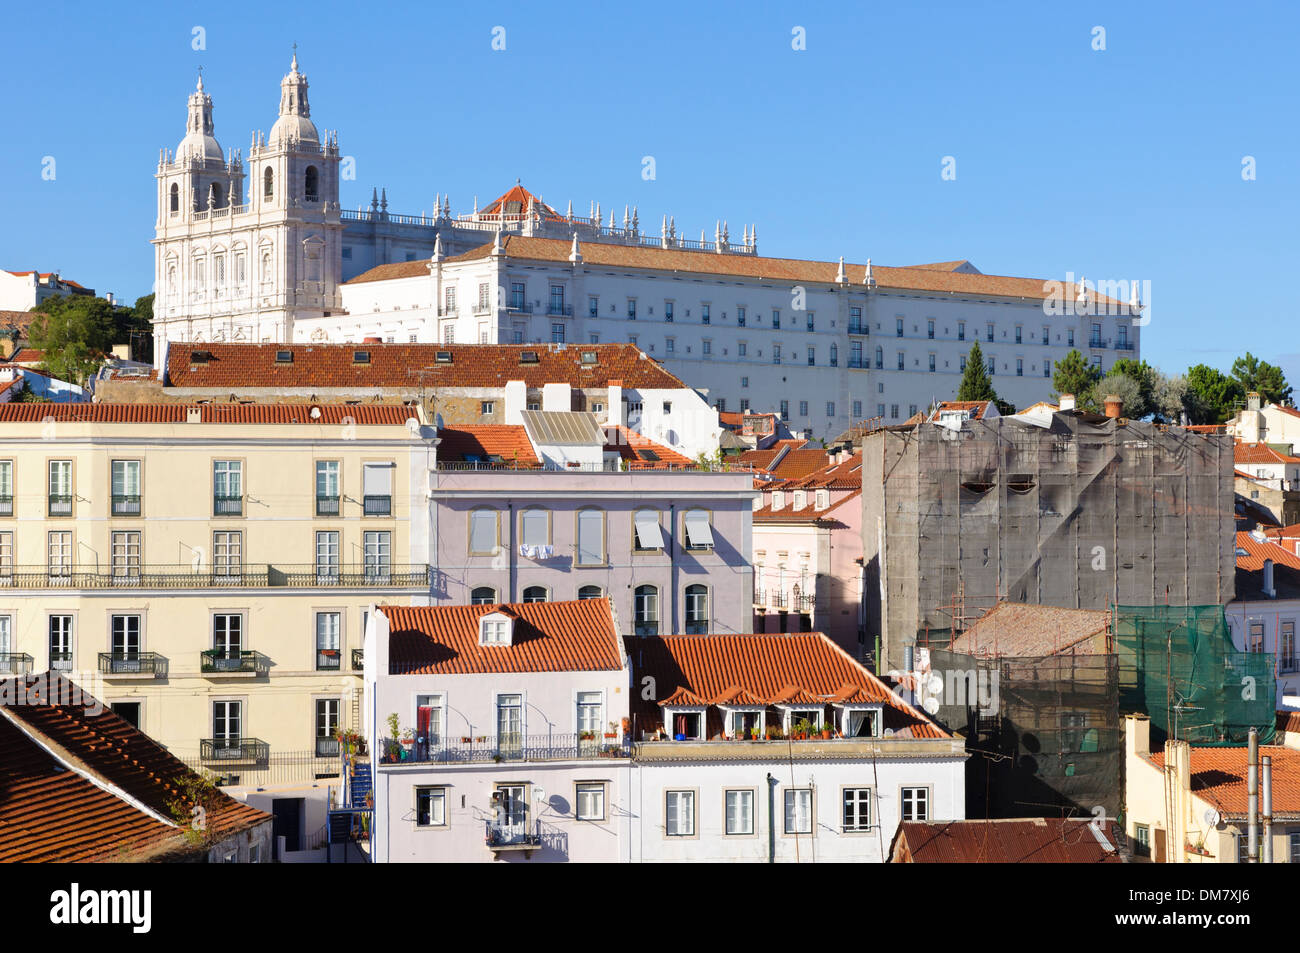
left=348, top=236, right=1132, bottom=309
left=625, top=631, right=948, bottom=738
left=477, top=182, right=565, bottom=222
left=0, top=674, right=268, bottom=862
left=768, top=448, right=834, bottom=479
left=0, top=403, right=419, bottom=426
left=436, top=425, right=539, bottom=464
left=949, top=602, right=1112, bottom=658
left=382, top=600, right=624, bottom=675
left=1235, top=442, right=1300, bottom=465
left=752, top=488, right=860, bottom=524
left=891, top=818, right=1124, bottom=863
left=164, top=342, right=686, bottom=391
left=1235, top=531, right=1300, bottom=571
left=1148, top=746, right=1300, bottom=816
left=603, top=425, right=693, bottom=467
left=0, top=310, right=43, bottom=332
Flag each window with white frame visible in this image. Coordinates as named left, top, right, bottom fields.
left=470, top=586, right=497, bottom=605
left=480, top=616, right=511, bottom=644
left=576, top=782, right=606, bottom=821
left=843, top=788, right=872, bottom=832
left=416, top=786, right=447, bottom=827
left=665, top=790, right=695, bottom=836
left=315, top=612, right=341, bottom=669
left=416, top=694, right=444, bottom=747
left=577, top=691, right=602, bottom=735
left=901, top=786, right=930, bottom=821
left=49, top=614, right=73, bottom=670
left=683, top=509, right=714, bottom=550
left=684, top=584, right=709, bottom=634
left=784, top=789, right=813, bottom=834
left=633, top=509, right=664, bottom=551
left=496, top=694, right=523, bottom=746
left=363, top=531, right=391, bottom=579
left=726, top=789, right=754, bottom=835
left=522, top=585, right=548, bottom=603
left=634, top=584, right=659, bottom=636
left=577, top=585, right=603, bottom=600
left=315, top=530, right=339, bottom=579
left=48, top=530, right=72, bottom=578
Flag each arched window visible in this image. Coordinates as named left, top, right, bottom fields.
left=634, top=585, right=659, bottom=636
left=685, top=585, right=709, bottom=634
left=470, top=586, right=497, bottom=605
left=169, top=183, right=179, bottom=213
left=305, top=166, right=319, bottom=202
left=522, top=585, right=548, bottom=603
left=263, top=167, right=274, bottom=199
left=577, top=585, right=603, bottom=601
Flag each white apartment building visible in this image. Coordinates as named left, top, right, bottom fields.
left=0, top=270, right=95, bottom=312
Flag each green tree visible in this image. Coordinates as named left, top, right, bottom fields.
left=1051, top=349, right=1103, bottom=408
left=25, top=294, right=116, bottom=385
left=1185, top=364, right=1245, bottom=424
left=1230, top=351, right=1292, bottom=405
left=957, top=342, right=997, bottom=402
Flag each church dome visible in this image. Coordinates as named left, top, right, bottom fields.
left=269, top=113, right=320, bottom=148
left=177, top=74, right=224, bottom=162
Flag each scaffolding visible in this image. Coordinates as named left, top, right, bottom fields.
left=863, top=413, right=1235, bottom=671
left=1113, top=604, right=1276, bottom=746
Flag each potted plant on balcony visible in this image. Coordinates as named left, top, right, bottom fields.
left=766, top=725, right=782, bottom=740
left=384, top=713, right=402, bottom=763
left=604, top=721, right=618, bottom=740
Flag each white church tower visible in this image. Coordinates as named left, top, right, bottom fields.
left=152, top=54, right=343, bottom=354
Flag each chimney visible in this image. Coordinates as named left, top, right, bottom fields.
left=362, top=336, right=382, bottom=344
left=503, top=380, right=527, bottom=425
left=1248, top=391, right=1262, bottom=412
left=1103, top=394, right=1123, bottom=419
left=1059, top=393, right=1076, bottom=412
left=606, top=380, right=624, bottom=428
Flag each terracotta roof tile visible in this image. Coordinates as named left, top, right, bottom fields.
left=0, top=403, right=418, bottom=426
left=164, top=342, right=686, bottom=391
left=436, top=425, right=539, bottom=464
left=1235, top=531, right=1300, bottom=571
left=350, top=236, right=1132, bottom=309
left=659, top=687, right=709, bottom=707
left=625, top=632, right=947, bottom=738
left=892, top=818, right=1124, bottom=863
left=1148, top=746, right=1300, bottom=816
left=604, top=425, right=693, bottom=467
left=0, top=674, right=268, bottom=862
left=1235, top=442, right=1300, bottom=465
left=382, top=600, right=624, bottom=675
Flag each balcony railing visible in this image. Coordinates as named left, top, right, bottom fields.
left=507, top=301, right=533, bottom=314
left=847, top=359, right=865, bottom=369
left=48, top=494, right=72, bottom=516
left=0, top=564, right=430, bottom=590
left=377, top=732, right=630, bottom=766
left=315, top=737, right=341, bottom=758
left=547, top=303, right=573, bottom=317
left=485, top=819, right=542, bottom=850
left=98, top=652, right=168, bottom=677
left=316, top=648, right=342, bottom=671
left=214, top=494, right=243, bottom=516
left=200, top=649, right=270, bottom=675
left=1089, top=337, right=1103, bottom=348
left=111, top=494, right=141, bottom=516
left=316, top=494, right=340, bottom=516
left=363, top=494, right=392, bottom=516
left=200, top=737, right=270, bottom=764
left=352, top=648, right=364, bottom=670
left=0, top=652, right=33, bottom=675
left=0, top=495, right=12, bottom=517
left=50, top=651, right=73, bottom=671
left=1115, top=339, right=1135, bottom=351
left=848, top=323, right=868, bottom=335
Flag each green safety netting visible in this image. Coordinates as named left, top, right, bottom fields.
left=1113, top=604, right=1276, bottom=746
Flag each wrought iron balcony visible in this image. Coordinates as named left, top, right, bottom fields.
left=111, top=494, right=141, bottom=516
left=0, top=563, right=429, bottom=590
left=507, top=300, right=532, bottom=314
left=200, top=737, right=270, bottom=764
left=50, top=651, right=73, bottom=671
left=200, top=649, right=270, bottom=675
left=315, top=736, right=341, bottom=758
left=98, top=652, right=168, bottom=677
left=485, top=819, right=542, bottom=851
left=1089, top=336, right=1103, bottom=348
left=547, top=303, right=573, bottom=317
left=316, top=648, right=342, bottom=671
left=377, top=732, right=629, bottom=766
left=847, top=359, right=865, bottom=369
left=48, top=494, right=73, bottom=517
left=0, top=652, right=33, bottom=675
left=1115, top=339, right=1135, bottom=351
left=213, top=494, right=243, bottom=516
left=363, top=494, right=391, bottom=516
left=0, top=495, right=12, bottom=517
left=316, top=494, right=340, bottom=516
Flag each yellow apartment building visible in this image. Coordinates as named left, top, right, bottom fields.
left=0, top=402, right=433, bottom=781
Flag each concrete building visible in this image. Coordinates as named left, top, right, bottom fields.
left=365, top=599, right=631, bottom=863
left=1228, top=530, right=1300, bottom=705
left=1125, top=714, right=1300, bottom=863
left=751, top=449, right=864, bottom=650
left=0, top=269, right=94, bottom=312
left=860, top=402, right=1237, bottom=670
left=1228, top=392, right=1300, bottom=447
left=432, top=422, right=755, bottom=638
left=1234, top=442, right=1300, bottom=527
left=625, top=631, right=965, bottom=862
left=0, top=402, right=433, bottom=776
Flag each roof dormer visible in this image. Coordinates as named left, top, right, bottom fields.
left=771, top=490, right=784, bottom=511
left=478, top=610, right=514, bottom=646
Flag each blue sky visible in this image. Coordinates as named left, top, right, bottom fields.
left=2, top=1, right=1296, bottom=382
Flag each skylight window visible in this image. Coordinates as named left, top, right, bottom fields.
left=353, top=350, right=371, bottom=364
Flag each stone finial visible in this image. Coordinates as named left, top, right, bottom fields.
left=431, top=234, right=443, bottom=263
left=864, top=258, right=876, bottom=287
left=569, top=231, right=583, bottom=264
left=836, top=256, right=847, bottom=284
left=492, top=226, right=503, bottom=255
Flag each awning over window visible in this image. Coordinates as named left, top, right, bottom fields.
left=684, top=510, right=714, bottom=547
left=634, top=511, right=664, bottom=550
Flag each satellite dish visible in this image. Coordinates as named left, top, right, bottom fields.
left=1204, top=808, right=1222, bottom=827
